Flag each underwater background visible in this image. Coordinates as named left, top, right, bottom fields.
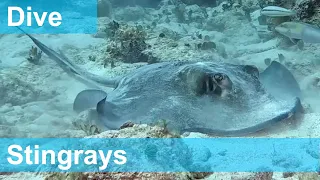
left=1, top=0, right=320, bottom=179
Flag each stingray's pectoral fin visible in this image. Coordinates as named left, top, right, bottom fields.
left=73, top=89, right=108, bottom=113
left=96, top=97, right=124, bottom=130
left=260, top=61, right=301, bottom=100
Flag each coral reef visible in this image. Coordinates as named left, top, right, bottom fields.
left=39, top=121, right=320, bottom=180
left=251, top=172, right=273, bottom=180
left=72, top=122, right=101, bottom=136
left=297, top=173, right=319, bottom=180
left=293, top=0, right=320, bottom=25
left=180, top=0, right=218, bottom=7
left=157, top=1, right=209, bottom=26
left=27, top=46, right=42, bottom=65
left=104, top=21, right=157, bottom=65
left=45, top=172, right=193, bottom=180
left=41, top=124, right=211, bottom=180
left=197, top=41, right=216, bottom=50
left=173, top=2, right=187, bottom=23
left=110, top=0, right=161, bottom=8
left=258, top=0, right=296, bottom=9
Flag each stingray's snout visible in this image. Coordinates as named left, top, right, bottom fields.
left=202, top=73, right=233, bottom=97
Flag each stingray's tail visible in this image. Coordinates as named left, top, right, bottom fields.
left=17, top=27, right=119, bottom=89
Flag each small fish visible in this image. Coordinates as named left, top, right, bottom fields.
left=261, top=6, right=296, bottom=17
left=275, top=22, right=305, bottom=41
left=275, top=22, right=320, bottom=44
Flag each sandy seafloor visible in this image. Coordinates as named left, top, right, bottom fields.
left=1, top=2, right=320, bottom=180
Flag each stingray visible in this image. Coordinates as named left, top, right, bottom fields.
left=18, top=28, right=303, bottom=136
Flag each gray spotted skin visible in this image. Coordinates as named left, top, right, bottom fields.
left=20, top=29, right=303, bottom=136
left=95, top=61, right=302, bottom=135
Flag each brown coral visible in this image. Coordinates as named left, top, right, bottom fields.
left=293, top=0, right=320, bottom=25
left=104, top=22, right=156, bottom=64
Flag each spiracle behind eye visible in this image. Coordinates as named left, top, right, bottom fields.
left=201, top=74, right=223, bottom=96
left=202, top=75, right=214, bottom=93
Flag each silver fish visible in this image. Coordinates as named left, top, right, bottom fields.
left=275, top=22, right=320, bottom=44
left=261, top=6, right=296, bottom=17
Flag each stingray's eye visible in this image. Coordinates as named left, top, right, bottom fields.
left=214, top=73, right=224, bottom=82
left=198, top=74, right=224, bottom=96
